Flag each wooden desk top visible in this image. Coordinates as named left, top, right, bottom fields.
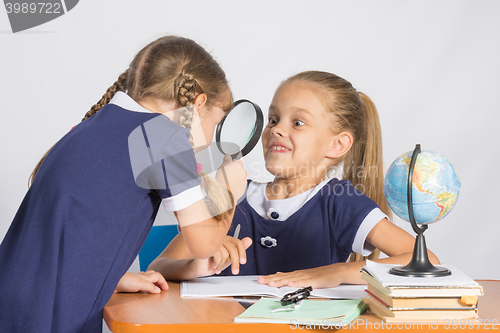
left=104, top=280, right=500, bottom=332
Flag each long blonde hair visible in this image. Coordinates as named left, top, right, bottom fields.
left=29, top=36, right=234, bottom=223
left=284, top=71, right=391, bottom=261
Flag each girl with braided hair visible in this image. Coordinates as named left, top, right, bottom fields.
left=0, top=36, right=246, bottom=333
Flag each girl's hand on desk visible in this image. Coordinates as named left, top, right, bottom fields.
left=115, top=271, right=169, bottom=294
left=257, top=264, right=346, bottom=289
left=192, top=236, right=252, bottom=276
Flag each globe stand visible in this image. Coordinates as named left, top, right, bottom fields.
left=389, top=144, right=451, bottom=277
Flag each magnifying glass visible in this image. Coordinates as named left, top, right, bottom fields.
left=216, top=99, right=264, bottom=160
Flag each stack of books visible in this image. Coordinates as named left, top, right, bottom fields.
left=361, top=261, right=483, bottom=323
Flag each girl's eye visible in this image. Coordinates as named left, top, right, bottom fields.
left=293, top=120, right=305, bottom=127
left=268, top=118, right=278, bottom=125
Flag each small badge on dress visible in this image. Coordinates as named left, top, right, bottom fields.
left=261, top=236, right=277, bottom=248
left=267, top=208, right=280, bottom=220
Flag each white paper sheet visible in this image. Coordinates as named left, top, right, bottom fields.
left=180, top=275, right=367, bottom=299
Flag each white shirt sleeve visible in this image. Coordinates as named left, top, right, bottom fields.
left=351, top=208, right=388, bottom=256
left=161, top=185, right=205, bottom=212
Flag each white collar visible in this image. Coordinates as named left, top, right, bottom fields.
left=109, top=91, right=152, bottom=113
left=246, top=178, right=333, bottom=221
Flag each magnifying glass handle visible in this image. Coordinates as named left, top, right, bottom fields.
left=218, top=154, right=239, bottom=205
left=230, top=151, right=243, bottom=161
left=218, top=166, right=238, bottom=208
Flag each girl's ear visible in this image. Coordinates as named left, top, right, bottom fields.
left=194, top=93, right=208, bottom=108
left=326, top=131, right=353, bottom=159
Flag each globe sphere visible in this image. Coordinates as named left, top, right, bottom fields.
left=383, top=149, right=461, bottom=224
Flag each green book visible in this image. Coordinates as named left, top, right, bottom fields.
left=234, top=298, right=366, bottom=325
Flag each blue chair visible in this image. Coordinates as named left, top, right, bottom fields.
left=139, top=225, right=179, bottom=271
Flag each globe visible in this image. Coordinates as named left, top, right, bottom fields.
left=383, top=149, right=461, bottom=224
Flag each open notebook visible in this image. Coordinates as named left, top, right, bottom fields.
left=180, top=275, right=367, bottom=299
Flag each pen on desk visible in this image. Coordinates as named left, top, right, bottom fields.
left=226, top=224, right=242, bottom=265
left=233, top=224, right=241, bottom=239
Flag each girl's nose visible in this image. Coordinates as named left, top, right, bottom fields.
left=271, top=123, right=286, bottom=137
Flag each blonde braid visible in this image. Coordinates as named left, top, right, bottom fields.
left=175, top=106, right=193, bottom=150
left=176, top=72, right=198, bottom=147
left=177, top=72, right=197, bottom=107
left=174, top=72, right=233, bottom=224
left=82, top=69, right=129, bottom=121
left=175, top=74, right=195, bottom=148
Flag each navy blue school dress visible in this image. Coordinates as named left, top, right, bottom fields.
left=221, top=178, right=387, bottom=276
left=0, top=92, right=204, bottom=332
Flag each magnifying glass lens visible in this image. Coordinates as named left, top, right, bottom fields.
left=220, top=102, right=257, bottom=153
left=216, top=100, right=263, bottom=158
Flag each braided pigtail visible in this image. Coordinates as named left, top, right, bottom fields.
left=82, top=69, right=129, bottom=121
left=176, top=72, right=197, bottom=147
left=198, top=169, right=235, bottom=223
left=174, top=72, right=234, bottom=224
left=176, top=73, right=197, bottom=137
left=177, top=72, right=198, bottom=107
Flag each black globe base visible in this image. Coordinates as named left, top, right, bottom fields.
left=390, top=265, right=451, bottom=277
left=389, top=233, right=451, bottom=277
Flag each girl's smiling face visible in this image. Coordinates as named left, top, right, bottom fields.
left=262, top=81, right=338, bottom=180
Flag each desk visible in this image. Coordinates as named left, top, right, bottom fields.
left=104, top=280, right=500, bottom=332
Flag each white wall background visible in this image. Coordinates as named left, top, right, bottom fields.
left=1, top=0, right=499, bottom=293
